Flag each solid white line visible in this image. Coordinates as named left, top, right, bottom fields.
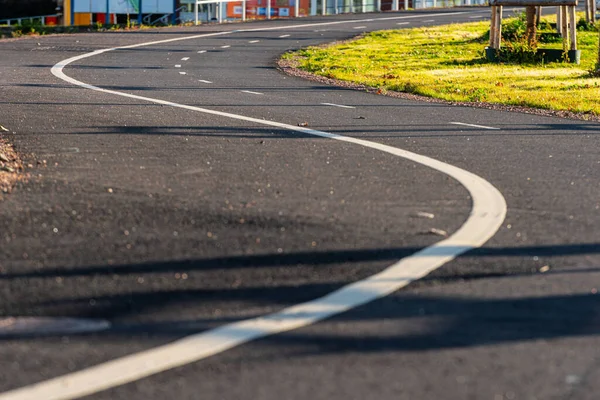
left=321, top=102, right=355, bottom=109
left=198, top=79, right=213, bottom=84
left=1, top=11, right=502, bottom=400
left=249, top=40, right=260, bottom=43
left=197, top=50, right=207, bottom=53
left=353, top=26, right=367, bottom=29
left=450, top=122, right=500, bottom=130
left=181, top=57, right=190, bottom=61
left=279, top=34, right=290, bottom=37
left=241, top=90, right=264, bottom=95
left=221, top=45, right=231, bottom=48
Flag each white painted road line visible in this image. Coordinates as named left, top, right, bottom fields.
left=221, top=45, right=231, bottom=48
left=198, top=79, right=213, bottom=84
left=423, top=19, right=435, bottom=22
left=279, top=34, right=290, bottom=37
left=450, top=122, right=500, bottom=130
left=181, top=57, right=190, bottom=61
left=469, top=15, right=483, bottom=18
left=197, top=50, right=207, bottom=53
left=321, top=102, right=355, bottom=109
left=2, top=12, right=497, bottom=400
left=353, top=26, right=367, bottom=29
left=249, top=40, right=260, bottom=43
left=396, top=22, right=410, bottom=25
left=241, top=90, right=264, bottom=95
left=179, top=72, right=187, bottom=75
left=174, top=64, right=181, bottom=68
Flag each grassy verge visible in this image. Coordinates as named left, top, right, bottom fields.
left=283, top=14, right=600, bottom=117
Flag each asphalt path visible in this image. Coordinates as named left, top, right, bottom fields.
left=0, top=7, right=599, bottom=400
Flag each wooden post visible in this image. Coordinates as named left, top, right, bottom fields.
left=556, top=7, right=562, bottom=34
left=526, top=5, right=537, bottom=47
left=585, top=0, right=590, bottom=22
left=592, top=0, right=597, bottom=24
left=490, top=5, right=497, bottom=48
left=597, top=28, right=600, bottom=72
left=569, top=5, right=577, bottom=50
left=561, top=5, right=569, bottom=51
left=495, top=6, right=503, bottom=49
left=536, top=5, right=542, bottom=22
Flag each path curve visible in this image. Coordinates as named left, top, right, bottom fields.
left=1, top=15, right=506, bottom=400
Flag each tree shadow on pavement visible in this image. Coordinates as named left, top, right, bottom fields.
left=3, top=278, right=599, bottom=354
left=0, top=243, right=599, bottom=352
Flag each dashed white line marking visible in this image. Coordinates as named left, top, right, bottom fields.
left=396, top=22, right=410, bottom=25
left=450, top=122, right=500, bottom=130
left=174, top=64, right=181, bottom=68
left=248, top=40, right=260, bottom=43
left=181, top=57, right=190, bottom=61
left=423, top=19, right=435, bottom=22
left=179, top=72, right=187, bottom=75
left=241, top=90, right=264, bottom=95
left=197, top=50, right=207, bottom=53
left=3, top=12, right=497, bottom=400
left=198, top=79, right=213, bottom=84
left=279, top=34, right=290, bottom=37
left=321, top=102, right=355, bottom=109
left=220, top=45, right=231, bottom=48
left=469, top=15, right=483, bottom=18
left=353, top=26, right=367, bottom=29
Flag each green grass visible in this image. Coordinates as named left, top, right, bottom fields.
left=284, top=16, right=600, bottom=116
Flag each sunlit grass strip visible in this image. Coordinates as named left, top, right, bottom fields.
left=285, top=20, right=600, bottom=116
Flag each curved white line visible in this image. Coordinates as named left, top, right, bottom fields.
left=1, top=13, right=506, bottom=400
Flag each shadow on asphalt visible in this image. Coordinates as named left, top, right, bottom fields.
left=1, top=244, right=599, bottom=347
left=3, top=120, right=598, bottom=139
left=2, top=243, right=600, bottom=280
left=265, top=290, right=600, bottom=354
left=1, top=281, right=599, bottom=352
left=86, top=123, right=600, bottom=138
left=11, top=82, right=362, bottom=93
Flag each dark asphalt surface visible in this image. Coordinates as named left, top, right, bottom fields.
left=1, top=7, right=599, bottom=400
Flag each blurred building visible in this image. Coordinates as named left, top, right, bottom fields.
left=0, top=0, right=59, bottom=19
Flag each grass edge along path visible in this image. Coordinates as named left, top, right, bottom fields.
left=281, top=18, right=600, bottom=120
